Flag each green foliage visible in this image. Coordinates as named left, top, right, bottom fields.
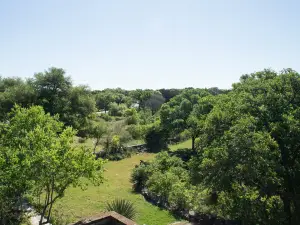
left=89, top=122, right=107, bottom=153
left=102, top=135, right=132, bottom=160
left=0, top=105, right=105, bottom=224
left=108, top=103, right=127, bottom=117
left=124, top=108, right=139, bottom=125
left=187, top=69, right=300, bottom=224
left=127, top=125, right=142, bottom=140
left=178, top=130, right=191, bottom=142
left=158, top=88, right=181, bottom=102
left=105, top=199, right=136, bottom=220
left=144, top=124, right=168, bottom=153
left=144, top=92, right=165, bottom=113
left=131, top=152, right=194, bottom=211
left=98, top=113, right=112, bottom=121
left=131, top=164, right=153, bottom=192
left=159, top=88, right=211, bottom=145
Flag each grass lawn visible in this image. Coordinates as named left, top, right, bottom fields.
left=53, top=153, right=179, bottom=225
left=169, top=139, right=192, bottom=151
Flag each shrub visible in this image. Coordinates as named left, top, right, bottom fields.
left=105, top=199, right=136, bottom=220
left=127, top=125, right=142, bottom=140
left=131, top=164, right=153, bottom=192
left=168, top=181, right=193, bottom=211
left=102, top=135, right=132, bottom=160
left=124, top=108, right=139, bottom=125
left=153, top=151, right=185, bottom=172
left=119, top=130, right=133, bottom=143
left=139, top=109, right=153, bottom=125
left=99, top=113, right=112, bottom=122
left=146, top=171, right=179, bottom=203
left=109, top=103, right=127, bottom=117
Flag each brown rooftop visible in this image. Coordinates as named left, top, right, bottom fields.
left=69, top=211, right=138, bottom=225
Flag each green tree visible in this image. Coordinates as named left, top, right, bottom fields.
left=145, top=123, right=168, bottom=153
left=90, top=123, right=107, bottom=153
left=0, top=77, right=37, bottom=121
left=1, top=106, right=105, bottom=224
left=144, top=91, right=165, bottom=114
left=63, top=85, right=96, bottom=130
left=190, top=69, right=300, bottom=225
left=95, top=91, right=115, bottom=112
left=130, top=89, right=153, bottom=110
left=33, top=67, right=72, bottom=116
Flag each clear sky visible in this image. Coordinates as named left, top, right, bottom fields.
left=0, top=0, right=299, bottom=90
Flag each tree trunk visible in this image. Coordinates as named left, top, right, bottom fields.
left=40, top=190, right=50, bottom=225
left=192, top=136, right=195, bottom=151
left=93, top=139, right=99, bottom=154
left=283, top=195, right=292, bottom=225
left=46, top=178, right=55, bottom=223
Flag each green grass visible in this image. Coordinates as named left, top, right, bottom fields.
left=53, top=153, right=179, bottom=225
left=169, top=139, right=192, bottom=151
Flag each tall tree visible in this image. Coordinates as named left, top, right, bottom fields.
left=33, top=67, right=72, bottom=116
left=190, top=69, right=300, bottom=225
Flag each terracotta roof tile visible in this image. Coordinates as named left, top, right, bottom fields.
left=69, top=211, right=138, bottom=225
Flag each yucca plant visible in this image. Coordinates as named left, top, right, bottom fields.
left=105, top=198, right=136, bottom=219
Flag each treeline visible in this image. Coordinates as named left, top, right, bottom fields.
left=133, top=68, right=300, bottom=225
left=0, top=67, right=226, bottom=135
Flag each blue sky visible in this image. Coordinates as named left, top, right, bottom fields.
left=0, top=0, right=299, bottom=90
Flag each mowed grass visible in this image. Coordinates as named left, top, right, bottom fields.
left=53, top=153, right=178, bottom=225
left=169, top=139, right=192, bottom=151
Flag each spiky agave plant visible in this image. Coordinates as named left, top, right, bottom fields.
left=105, top=198, right=136, bottom=219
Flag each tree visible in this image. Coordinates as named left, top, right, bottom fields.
left=95, top=91, right=115, bottom=113
left=159, top=88, right=211, bottom=143
left=144, top=92, right=165, bottom=114
left=130, top=89, right=153, bottom=110
left=158, top=88, right=181, bottom=102
left=33, top=67, right=72, bottom=116
left=0, top=77, right=37, bottom=121
left=90, top=123, right=107, bottom=154
left=32, top=68, right=96, bottom=131
left=63, top=85, right=96, bottom=130
left=145, top=123, right=168, bottom=152
left=1, top=106, right=105, bottom=224
left=190, top=69, right=300, bottom=225
left=186, top=115, right=199, bottom=151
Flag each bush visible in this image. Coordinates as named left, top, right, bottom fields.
left=127, top=125, right=142, bottom=140
left=168, top=181, right=193, bottom=211
left=139, top=109, right=153, bottom=125
left=109, top=103, right=127, bottom=117
left=131, top=164, right=153, bottom=192
left=124, top=108, right=139, bottom=125
left=119, top=130, right=133, bottom=143
left=131, top=152, right=194, bottom=211
left=99, top=113, right=112, bottom=122
left=146, top=171, right=179, bottom=204
left=102, top=135, right=132, bottom=160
